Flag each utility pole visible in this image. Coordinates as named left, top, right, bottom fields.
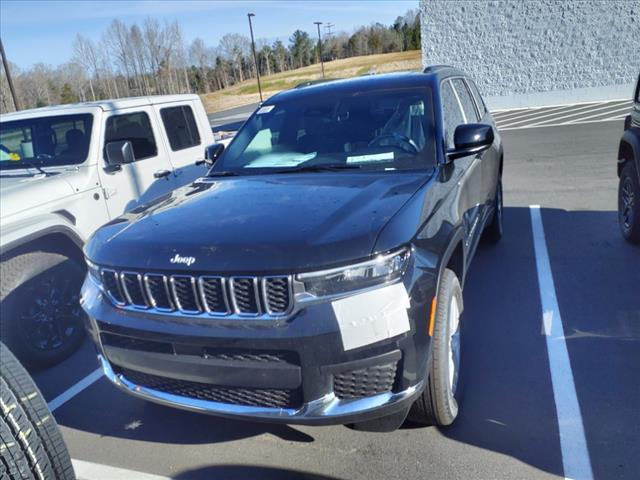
left=324, top=22, right=334, bottom=38
left=314, top=22, right=325, bottom=79
left=0, top=37, right=20, bottom=111
left=247, top=13, right=263, bottom=102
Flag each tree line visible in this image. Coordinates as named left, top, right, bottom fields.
left=0, top=9, right=420, bottom=112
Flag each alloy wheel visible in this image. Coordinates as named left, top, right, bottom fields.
left=448, top=295, right=461, bottom=395
left=621, top=176, right=635, bottom=230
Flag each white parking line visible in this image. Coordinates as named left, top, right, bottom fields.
left=529, top=206, right=593, bottom=480
left=72, top=459, right=171, bottom=480
left=493, top=104, right=573, bottom=122
left=48, top=368, right=103, bottom=412
left=499, top=100, right=630, bottom=128
left=499, top=117, right=626, bottom=131
left=559, top=104, right=634, bottom=124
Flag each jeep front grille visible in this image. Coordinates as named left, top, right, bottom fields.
left=101, top=268, right=292, bottom=317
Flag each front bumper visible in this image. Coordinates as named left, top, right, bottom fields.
left=98, top=354, right=424, bottom=425
left=81, top=269, right=435, bottom=425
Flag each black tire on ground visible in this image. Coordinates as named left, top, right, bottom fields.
left=618, top=162, right=640, bottom=244
left=0, top=342, right=75, bottom=480
left=483, top=178, right=503, bottom=243
left=409, top=268, right=464, bottom=426
left=0, top=252, right=86, bottom=370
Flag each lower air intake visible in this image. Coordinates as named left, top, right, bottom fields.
left=333, top=362, right=398, bottom=399
left=119, top=368, right=301, bottom=409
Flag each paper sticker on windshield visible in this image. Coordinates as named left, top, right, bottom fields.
left=256, top=105, right=275, bottom=114
left=346, top=152, right=394, bottom=164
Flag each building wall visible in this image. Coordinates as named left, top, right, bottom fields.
left=420, top=0, right=639, bottom=109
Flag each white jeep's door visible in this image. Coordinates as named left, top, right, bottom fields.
left=99, top=107, right=177, bottom=217
left=152, top=100, right=214, bottom=186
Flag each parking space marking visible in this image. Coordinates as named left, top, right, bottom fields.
left=529, top=206, right=593, bottom=480
left=496, top=99, right=632, bottom=130
left=498, top=101, right=630, bottom=129
left=48, top=368, right=103, bottom=412
left=72, top=459, right=170, bottom=480
left=560, top=104, right=634, bottom=124
left=496, top=101, right=619, bottom=127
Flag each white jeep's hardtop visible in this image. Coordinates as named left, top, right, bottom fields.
left=0, top=94, right=216, bottom=368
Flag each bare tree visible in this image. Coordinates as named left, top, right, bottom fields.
left=219, top=33, right=250, bottom=83
left=129, top=24, right=150, bottom=95
left=104, top=19, right=133, bottom=95
left=189, top=37, right=210, bottom=92
left=72, top=34, right=100, bottom=100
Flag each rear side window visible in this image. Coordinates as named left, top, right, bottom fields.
left=441, top=81, right=466, bottom=148
left=105, top=112, right=157, bottom=160
left=160, top=105, right=201, bottom=151
left=467, top=79, right=488, bottom=115
left=451, top=78, right=480, bottom=123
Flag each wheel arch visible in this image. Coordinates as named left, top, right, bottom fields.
left=436, top=227, right=466, bottom=289
left=1, top=226, right=85, bottom=267
left=617, top=131, right=640, bottom=178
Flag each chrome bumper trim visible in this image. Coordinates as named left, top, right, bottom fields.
left=98, top=355, right=423, bottom=422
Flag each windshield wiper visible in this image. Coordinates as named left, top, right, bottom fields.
left=14, top=161, right=51, bottom=176
left=271, top=164, right=363, bottom=174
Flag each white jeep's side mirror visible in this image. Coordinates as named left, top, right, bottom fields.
left=105, top=140, right=135, bottom=171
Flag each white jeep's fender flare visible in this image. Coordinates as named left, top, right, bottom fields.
left=0, top=212, right=85, bottom=259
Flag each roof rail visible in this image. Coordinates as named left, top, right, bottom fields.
left=423, top=64, right=455, bottom=73
left=294, top=78, right=337, bottom=89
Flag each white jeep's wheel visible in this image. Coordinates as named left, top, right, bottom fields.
left=409, top=268, right=463, bottom=426
left=1, top=252, right=86, bottom=370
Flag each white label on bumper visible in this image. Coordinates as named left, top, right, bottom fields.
left=331, top=283, right=410, bottom=351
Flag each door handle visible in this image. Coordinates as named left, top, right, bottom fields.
left=154, top=169, right=171, bottom=179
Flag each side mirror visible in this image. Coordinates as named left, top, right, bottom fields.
left=446, top=124, right=494, bottom=161
left=105, top=140, right=135, bottom=171
left=196, top=143, right=225, bottom=167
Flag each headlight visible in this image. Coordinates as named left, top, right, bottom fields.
left=297, top=247, right=410, bottom=297
left=86, top=259, right=101, bottom=285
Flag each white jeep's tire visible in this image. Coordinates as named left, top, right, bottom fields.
left=1, top=252, right=85, bottom=370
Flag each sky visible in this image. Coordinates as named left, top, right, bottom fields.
left=0, top=0, right=418, bottom=70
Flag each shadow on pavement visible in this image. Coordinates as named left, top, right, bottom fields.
left=175, top=465, right=341, bottom=480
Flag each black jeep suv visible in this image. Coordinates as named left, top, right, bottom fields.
left=81, top=67, right=503, bottom=431
left=618, top=74, right=640, bottom=243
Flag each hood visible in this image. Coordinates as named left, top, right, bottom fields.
left=0, top=172, right=73, bottom=219
left=86, top=171, right=433, bottom=273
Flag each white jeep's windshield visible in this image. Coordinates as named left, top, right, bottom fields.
left=216, top=86, right=436, bottom=173
left=0, top=114, right=93, bottom=170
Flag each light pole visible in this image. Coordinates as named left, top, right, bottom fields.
left=314, top=21, right=325, bottom=79
left=0, top=38, right=20, bottom=111
left=247, top=13, right=263, bottom=102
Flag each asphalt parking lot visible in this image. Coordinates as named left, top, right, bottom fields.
left=33, top=104, right=639, bottom=480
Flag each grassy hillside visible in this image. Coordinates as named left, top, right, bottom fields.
left=201, top=50, right=421, bottom=113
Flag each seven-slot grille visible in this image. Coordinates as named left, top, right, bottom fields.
left=101, top=268, right=292, bottom=317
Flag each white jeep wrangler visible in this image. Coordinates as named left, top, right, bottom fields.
left=0, top=95, right=216, bottom=368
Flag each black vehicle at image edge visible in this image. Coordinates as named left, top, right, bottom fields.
left=617, top=73, right=640, bottom=244
left=81, top=67, right=504, bottom=431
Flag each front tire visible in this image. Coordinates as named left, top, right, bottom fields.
left=0, top=252, right=86, bottom=370
left=618, top=162, right=640, bottom=244
left=409, top=268, right=463, bottom=426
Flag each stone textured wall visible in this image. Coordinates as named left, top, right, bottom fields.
left=420, top=0, right=639, bottom=108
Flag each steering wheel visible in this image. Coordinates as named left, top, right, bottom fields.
left=368, top=133, right=419, bottom=154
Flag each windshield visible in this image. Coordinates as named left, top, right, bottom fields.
left=0, top=114, right=93, bottom=170
left=216, top=86, right=435, bottom=173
